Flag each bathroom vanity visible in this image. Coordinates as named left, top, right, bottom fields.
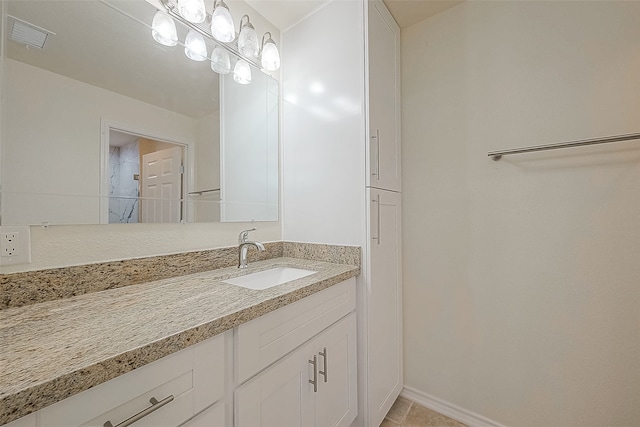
left=0, top=245, right=360, bottom=427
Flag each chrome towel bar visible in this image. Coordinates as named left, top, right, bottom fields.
left=488, top=132, right=640, bottom=161
left=188, top=188, right=220, bottom=196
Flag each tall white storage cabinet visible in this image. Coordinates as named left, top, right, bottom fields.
left=367, top=0, right=401, bottom=193
left=365, top=2, right=402, bottom=426
left=282, top=1, right=401, bottom=426
left=365, top=187, right=402, bottom=427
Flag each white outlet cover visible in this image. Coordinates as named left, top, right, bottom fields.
left=1, top=232, right=20, bottom=256
left=0, top=225, right=31, bottom=266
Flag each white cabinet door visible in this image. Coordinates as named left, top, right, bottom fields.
left=312, top=313, right=357, bottom=427
left=367, top=0, right=401, bottom=192
left=368, top=188, right=402, bottom=426
left=235, top=341, right=314, bottom=427
left=235, top=278, right=356, bottom=384
left=235, top=313, right=357, bottom=427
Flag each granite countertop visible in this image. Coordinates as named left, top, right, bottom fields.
left=0, top=256, right=359, bottom=424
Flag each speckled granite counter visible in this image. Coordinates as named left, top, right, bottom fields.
left=0, top=254, right=360, bottom=424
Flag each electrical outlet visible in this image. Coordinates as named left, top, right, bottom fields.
left=2, top=232, right=20, bottom=256
left=0, top=226, right=31, bottom=266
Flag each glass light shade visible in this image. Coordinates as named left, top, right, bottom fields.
left=261, top=38, right=280, bottom=71
left=184, top=30, right=207, bottom=61
left=233, top=59, right=251, bottom=84
left=178, top=0, right=206, bottom=23
left=211, top=1, right=235, bottom=42
left=238, top=22, right=259, bottom=58
left=211, top=47, right=231, bottom=74
left=151, top=11, right=177, bottom=47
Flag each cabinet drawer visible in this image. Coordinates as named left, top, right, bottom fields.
left=235, top=278, right=356, bottom=384
left=39, top=331, right=229, bottom=426
left=82, top=372, right=193, bottom=427
left=2, top=413, right=35, bottom=427
left=181, top=401, right=226, bottom=427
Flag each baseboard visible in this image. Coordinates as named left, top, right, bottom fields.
left=400, top=386, right=508, bottom=427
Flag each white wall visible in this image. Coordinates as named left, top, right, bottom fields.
left=0, top=221, right=279, bottom=274
left=2, top=58, right=197, bottom=225
left=402, top=2, right=640, bottom=426
left=281, top=0, right=366, bottom=245
left=220, top=71, right=278, bottom=222
left=194, top=112, right=221, bottom=222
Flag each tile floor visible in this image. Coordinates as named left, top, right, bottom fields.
left=381, top=396, right=467, bottom=427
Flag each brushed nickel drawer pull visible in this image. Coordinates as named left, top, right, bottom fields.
left=103, top=395, right=174, bottom=427
left=371, top=129, right=380, bottom=179
left=309, top=355, right=318, bottom=393
left=372, top=194, right=381, bottom=245
left=319, top=347, right=328, bottom=382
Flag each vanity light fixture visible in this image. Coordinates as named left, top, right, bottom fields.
left=211, top=46, right=231, bottom=74
left=210, top=0, right=235, bottom=43
left=178, top=0, right=206, bottom=24
left=151, top=11, right=178, bottom=47
left=237, top=15, right=259, bottom=58
left=152, top=0, right=281, bottom=84
left=184, top=30, right=207, bottom=61
left=260, top=32, right=280, bottom=71
left=233, top=59, right=252, bottom=84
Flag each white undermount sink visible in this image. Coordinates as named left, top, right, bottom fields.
left=223, top=267, right=317, bottom=290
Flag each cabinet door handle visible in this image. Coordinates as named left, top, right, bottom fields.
left=371, top=129, right=380, bottom=180
left=309, top=355, right=318, bottom=393
left=372, top=194, right=381, bottom=245
left=319, top=347, right=328, bottom=383
left=103, top=395, right=174, bottom=427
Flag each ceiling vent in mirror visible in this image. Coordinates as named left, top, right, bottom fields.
left=8, top=15, right=55, bottom=50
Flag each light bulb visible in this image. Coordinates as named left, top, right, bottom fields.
left=211, top=47, right=231, bottom=74
left=260, top=37, right=280, bottom=71
left=184, top=30, right=207, bottom=61
left=151, top=11, right=177, bottom=47
left=233, top=59, right=251, bottom=84
left=211, top=0, right=235, bottom=43
left=237, top=16, right=259, bottom=58
left=178, top=0, right=206, bottom=23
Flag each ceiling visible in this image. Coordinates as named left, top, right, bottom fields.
left=4, top=0, right=462, bottom=122
left=383, top=0, right=463, bottom=28
left=6, top=0, right=221, bottom=119
left=245, top=0, right=463, bottom=30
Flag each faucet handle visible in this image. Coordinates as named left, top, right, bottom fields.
left=238, top=228, right=256, bottom=244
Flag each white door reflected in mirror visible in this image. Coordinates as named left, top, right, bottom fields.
left=140, top=146, right=183, bottom=224
left=107, top=130, right=187, bottom=224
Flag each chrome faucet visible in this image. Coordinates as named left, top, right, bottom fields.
left=238, top=228, right=265, bottom=269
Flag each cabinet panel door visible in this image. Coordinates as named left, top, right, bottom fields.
left=313, top=313, right=358, bottom=427
left=368, top=0, right=401, bottom=192
left=236, top=278, right=356, bottom=384
left=368, top=188, right=403, bottom=426
left=182, top=401, right=226, bottom=427
left=235, top=343, right=314, bottom=427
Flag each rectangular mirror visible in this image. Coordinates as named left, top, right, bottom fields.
left=0, top=0, right=279, bottom=225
